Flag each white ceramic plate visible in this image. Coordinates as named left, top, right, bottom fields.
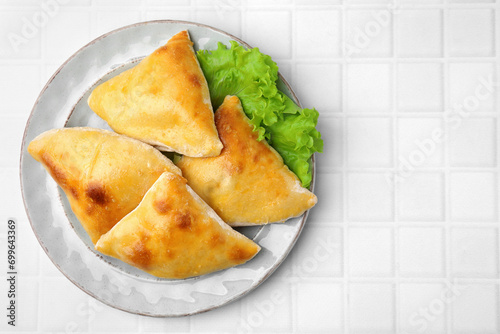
left=20, top=20, right=315, bottom=317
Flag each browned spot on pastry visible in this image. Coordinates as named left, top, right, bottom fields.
left=208, top=232, right=225, bottom=248
left=228, top=245, right=254, bottom=263
left=153, top=199, right=171, bottom=214
left=164, top=40, right=190, bottom=65
left=68, top=186, right=79, bottom=199
left=174, top=212, right=192, bottom=229
left=156, top=44, right=169, bottom=54
left=129, top=239, right=152, bottom=270
left=41, top=153, right=80, bottom=200
left=86, top=182, right=108, bottom=205
left=224, top=159, right=243, bottom=175
left=41, top=152, right=67, bottom=186
left=189, top=74, right=201, bottom=87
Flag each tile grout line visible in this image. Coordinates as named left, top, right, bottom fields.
left=391, top=0, right=400, bottom=332
left=304, top=275, right=500, bottom=282
left=317, top=111, right=500, bottom=118
left=258, top=56, right=498, bottom=64
left=442, top=1, right=453, bottom=333
left=340, top=1, right=350, bottom=333
left=496, top=2, right=500, bottom=327
left=134, top=3, right=499, bottom=10
left=318, top=167, right=500, bottom=178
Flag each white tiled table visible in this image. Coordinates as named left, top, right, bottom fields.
left=1, top=1, right=499, bottom=333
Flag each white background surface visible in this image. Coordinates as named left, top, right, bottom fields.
left=1, top=0, right=499, bottom=333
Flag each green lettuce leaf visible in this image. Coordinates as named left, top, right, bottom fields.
left=197, top=41, right=323, bottom=187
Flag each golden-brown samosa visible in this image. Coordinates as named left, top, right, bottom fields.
left=88, top=30, right=223, bottom=157
left=27, top=127, right=182, bottom=244
left=176, top=95, right=317, bottom=226
left=95, top=171, right=260, bottom=279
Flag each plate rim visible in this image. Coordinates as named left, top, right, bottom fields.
left=19, top=19, right=316, bottom=317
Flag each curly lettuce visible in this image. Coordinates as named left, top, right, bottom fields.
left=197, top=41, right=323, bottom=187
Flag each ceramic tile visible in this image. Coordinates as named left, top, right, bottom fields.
left=451, top=227, right=499, bottom=278
left=398, top=0, right=443, bottom=3
left=193, top=9, right=242, bottom=36
left=398, top=227, right=445, bottom=277
left=451, top=284, right=499, bottom=333
left=349, top=227, right=394, bottom=276
left=39, top=278, right=90, bottom=332
left=397, top=172, right=445, bottom=221
left=349, top=283, right=395, bottom=333
left=448, top=62, right=496, bottom=113
left=0, top=64, right=41, bottom=115
left=93, top=10, right=142, bottom=39
left=396, top=9, right=443, bottom=57
left=44, top=10, right=91, bottom=62
left=348, top=0, right=392, bottom=3
left=144, top=10, right=192, bottom=21
left=190, top=298, right=242, bottom=332
left=448, top=9, right=495, bottom=57
left=450, top=172, right=498, bottom=222
left=397, top=63, right=443, bottom=112
left=347, top=117, right=393, bottom=167
left=244, top=10, right=292, bottom=59
left=317, top=116, right=343, bottom=170
left=399, top=283, right=447, bottom=334
left=293, top=225, right=343, bottom=277
left=346, top=9, right=392, bottom=58
left=308, top=172, right=343, bottom=223
left=96, top=0, right=144, bottom=5
left=296, top=281, right=343, bottom=333
left=0, top=9, right=42, bottom=59
left=0, top=168, right=28, bottom=227
left=397, top=117, right=444, bottom=169
left=147, top=0, right=191, bottom=5
left=346, top=63, right=392, bottom=113
left=450, top=117, right=497, bottom=167
left=295, top=63, right=342, bottom=113
left=449, top=0, right=494, bottom=2
left=90, top=300, right=140, bottom=332
left=16, top=278, right=40, bottom=331
left=296, top=9, right=341, bottom=59
left=0, top=115, right=33, bottom=166
left=347, top=172, right=394, bottom=221
left=141, top=315, right=190, bottom=332
left=245, top=0, right=292, bottom=6
left=240, top=277, right=292, bottom=332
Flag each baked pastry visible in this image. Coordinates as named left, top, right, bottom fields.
left=27, top=127, right=181, bottom=244
left=176, top=95, right=317, bottom=226
left=87, top=30, right=223, bottom=157
left=95, top=172, right=260, bottom=279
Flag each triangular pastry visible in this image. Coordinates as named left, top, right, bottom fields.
left=176, top=95, right=317, bottom=226
left=87, top=30, right=223, bottom=157
left=28, top=127, right=182, bottom=244
left=95, top=172, right=260, bottom=279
